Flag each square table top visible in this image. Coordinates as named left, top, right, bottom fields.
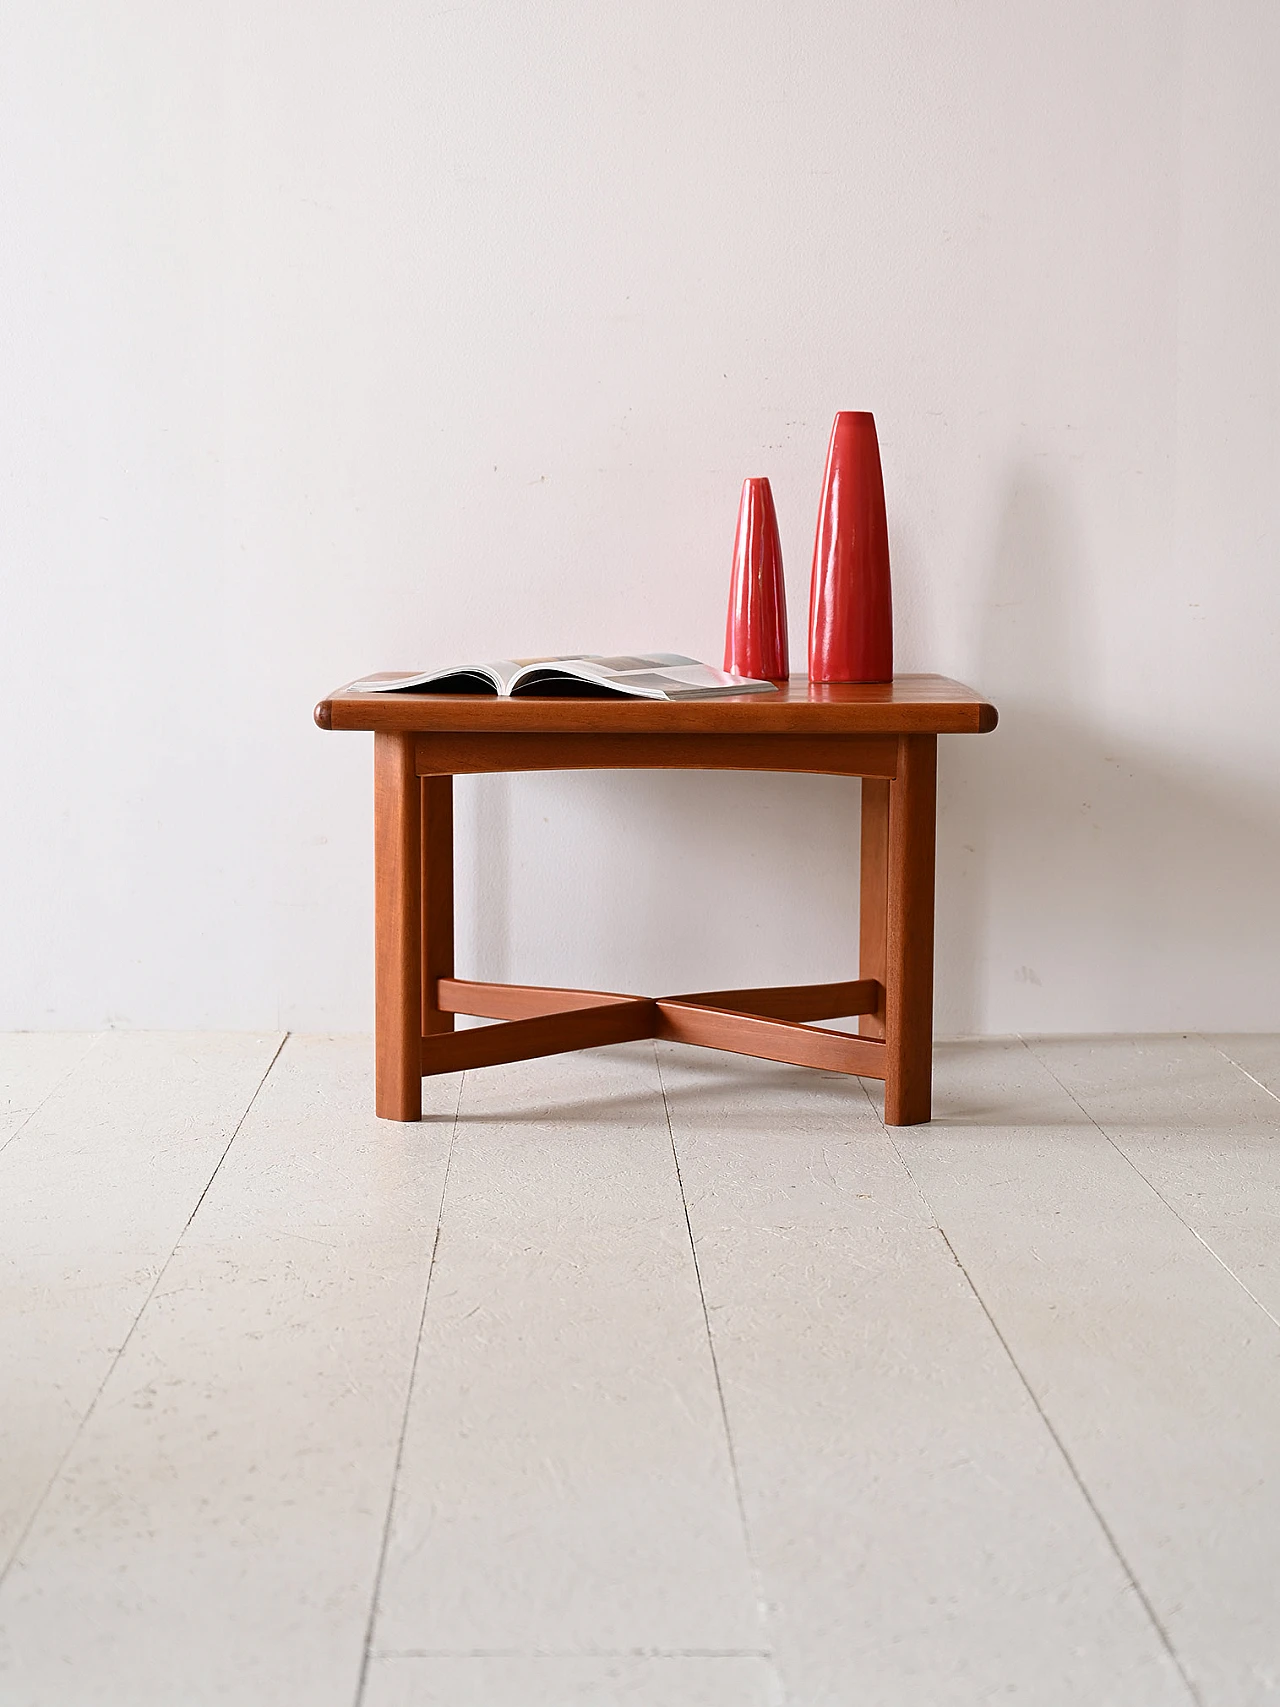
left=315, top=674, right=997, bottom=736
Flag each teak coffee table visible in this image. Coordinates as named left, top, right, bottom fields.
left=315, top=675, right=997, bottom=1126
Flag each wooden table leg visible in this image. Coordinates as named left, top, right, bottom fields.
left=375, top=732, right=422, bottom=1120
left=859, top=778, right=889, bottom=1041
left=422, top=775, right=455, bottom=1039
left=883, top=734, right=937, bottom=1126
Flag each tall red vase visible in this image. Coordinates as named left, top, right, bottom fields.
left=724, top=476, right=789, bottom=681
left=807, top=411, right=893, bottom=683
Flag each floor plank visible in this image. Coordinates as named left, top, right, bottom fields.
left=363, top=1654, right=777, bottom=1707
left=372, top=1043, right=761, bottom=1662
left=0, top=1032, right=100, bottom=1150
left=1211, top=1034, right=1280, bottom=1100
left=660, top=1045, right=1187, bottom=1707
left=0, top=1030, right=282, bottom=1569
left=895, top=1038, right=1280, bottom=1707
left=1029, top=1034, right=1280, bottom=1322
left=0, top=1036, right=458, bottom=1707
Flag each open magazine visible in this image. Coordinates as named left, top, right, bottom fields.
left=347, top=653, right=777, bottom=701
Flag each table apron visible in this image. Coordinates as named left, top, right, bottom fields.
left=414, top=731, right=899, bottom=778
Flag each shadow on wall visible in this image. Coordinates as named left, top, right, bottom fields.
left=455, top=466, right=1280, bottom=1032
left=938, top=468, right=1280, bottom=1035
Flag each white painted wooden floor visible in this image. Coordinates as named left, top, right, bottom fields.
left=2, top=1032, right=1280, bottom=1706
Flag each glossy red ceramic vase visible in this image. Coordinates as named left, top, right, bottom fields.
left=724, top=477, right=789, bottom=682
left=807, top=411, right=893, bottom=683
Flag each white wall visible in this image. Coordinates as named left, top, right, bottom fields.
left=3, top=1, right=1278, bottom=1036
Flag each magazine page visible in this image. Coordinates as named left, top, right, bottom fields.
left=347, top=664, right=506, bottom=694
left=346, top=654, right=776, bottom=699
left=508, top=654, right=775, bottom=700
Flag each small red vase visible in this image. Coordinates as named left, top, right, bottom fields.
left=807, top=411, right=893, bottom=683
left=724, top=477, right=789, bottom=681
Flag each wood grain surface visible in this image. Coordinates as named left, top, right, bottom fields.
left=316, top=674, right=997, bottom=736
left=656, top=1000, right=887, bottom=1077
left=420, top=776, right=455, bottom=1040
left=420, top=1000, right=657, bottom=1076
left=883, top=734, right=937, bottom=1125
left=373, top=734, right=422, bottom=1121
left=671, top=979, right=881, bottom=1022
left=859, top=778, right=890, bottom=1042
left=413, top=731, right=901, bottom=777
left=436, top=977, right=640, bottom=1020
